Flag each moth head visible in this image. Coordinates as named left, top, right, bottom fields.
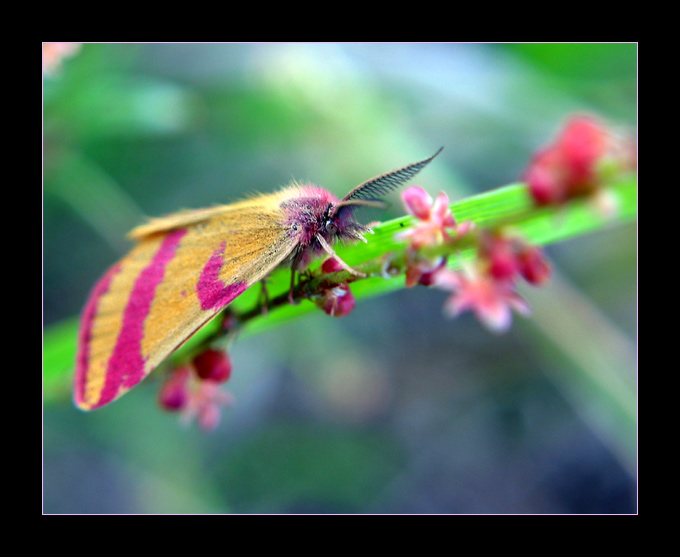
left=321, top=198, right=383, bottom=244
left=309, top=148, right=444, bottom=276
left=328, top=146, right=444, bottom=240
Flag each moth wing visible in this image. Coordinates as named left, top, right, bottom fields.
left=128, top=205, right=241, bottom=239
left=74, top=201, right=296, bottom=410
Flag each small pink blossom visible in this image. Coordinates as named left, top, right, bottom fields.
left=396, top=186, right=458, bottom=248
left=159, top=359, right=234, bottom=431
left=434, top=267, right=530, bottom=333
left=182, top=380, right=234, bottom=431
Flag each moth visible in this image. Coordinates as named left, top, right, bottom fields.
left=74, top=148, right=443, bottom=410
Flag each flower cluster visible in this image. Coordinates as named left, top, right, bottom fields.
left=433, top=231, right=551, bottom=332
left=394, top=114, right=634, bottom=331
left=158, top=348, right=233, bottom=430
left=396, top=185, right=551, bottom=333
left=523, top=115, right=636, bottom=211
left=395, top=186, right=473, bottom=288
left=396, top=186, right=459, bottom=248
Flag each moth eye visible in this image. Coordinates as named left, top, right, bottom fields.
left=325, top=220, right=338, bottom=235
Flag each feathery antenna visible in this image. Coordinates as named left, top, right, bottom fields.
left=341, top=147, right=443, bottom=203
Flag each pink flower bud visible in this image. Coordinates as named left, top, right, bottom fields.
left=517, top=245, right=551, bottom=285
left=522, top=115, right=632, bottom=208
left=192, top=349, right=232, bottom=383
left=560, top=116, right=607, bottom=187
left=158, top=366, right=191, bottom=411
left=525, top=160, right=564, bottom=206
left=318, top=284, right=356, bottom=317
left=321, top=257, right=346, bottom=274
left=487, top=243, right=519, bottom=282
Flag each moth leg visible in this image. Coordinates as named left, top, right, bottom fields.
left=258, top=279, right=270, bottom=315
left=315, top=233, right=365, bottom=277
left=220, top=309, right=237, bottom=334
left=288, top=270, right=298, bottom=305
left=287, top=244, right=306, bottom=305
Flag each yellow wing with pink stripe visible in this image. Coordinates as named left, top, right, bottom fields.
left=74, top=196, right=297, bottom=410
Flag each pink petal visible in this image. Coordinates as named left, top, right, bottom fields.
left=401, top=186, right=433, bottom=220
left=431, top=192, right=455, bottom=227
left=506, top=292, right=531, bottom=316
left=432, top=268, right=463, bottom=291
left=198, top=403, right=222, bottom=431
left=476, top=301, right=513, bottom=333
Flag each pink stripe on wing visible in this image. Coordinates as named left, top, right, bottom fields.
left=94, top=229, right=187, bottom=409
left=74, top=263, right=121, bottom=409
left=196, top=241, right=247, bottom=311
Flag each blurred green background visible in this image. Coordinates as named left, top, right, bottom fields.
left=43, top=43, right=637, bottom=514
